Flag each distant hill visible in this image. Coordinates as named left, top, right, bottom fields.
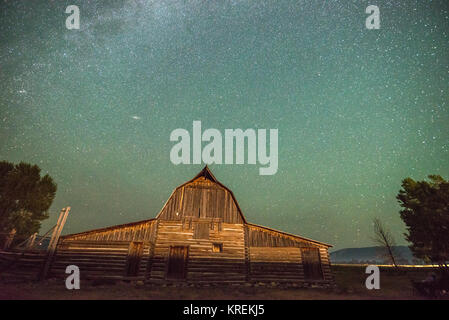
left=330, top=246, right=423, bottom=265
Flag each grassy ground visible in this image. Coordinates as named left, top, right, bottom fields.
left=0, top=265, right=446, bottom=300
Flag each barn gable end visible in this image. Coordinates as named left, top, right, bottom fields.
left=156, top=166, right=246, bottom=224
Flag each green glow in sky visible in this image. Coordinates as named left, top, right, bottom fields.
left=1, top=0, right=448, bottom=249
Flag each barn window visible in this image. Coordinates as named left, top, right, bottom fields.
left=212, top=243, right=223, bottom=253
left=193, top=222, right=209, bottom=239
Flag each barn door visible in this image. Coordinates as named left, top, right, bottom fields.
left=301, top=248, right=324, bottom=280
left=166, top=246, right=189, bottom=280
left=126, top=242, right=144, bottom=277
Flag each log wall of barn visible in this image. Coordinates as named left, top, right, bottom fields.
left=246, top=225, right=333, bottom=282
left=249, top=247, right=304, bottom=282
left=149, top=220, right=246, bottom=283
left=318, top=247, right=333, bottom=282
left=157, top=178, right=244, bottom=224
left=51, top=220, right=158, bottom=279
left=51, top=240, right=150, bottom=279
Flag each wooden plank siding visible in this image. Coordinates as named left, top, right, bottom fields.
left=157, top=177, right=244, bottom=224
left=247, top=224, right=326, bottom=248
left=319, top=247, right=334, bottom=282
left=60, top=219, right=157, bottom=242
left=51, top=220, right=158, bottom=280
left=51, top=240, right=152, bottom=280
left=246, top=224, right=333, bottom=282
left=249, top=247, right=304, bottom=282
left=50, top=220, right=332, bottom=283
left=149, top=220, right=246, bottom=283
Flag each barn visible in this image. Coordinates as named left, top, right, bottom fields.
left=52, top=166, right=333, bottom=285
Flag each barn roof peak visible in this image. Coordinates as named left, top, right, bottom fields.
left=192, top=165, right=218, bottom=183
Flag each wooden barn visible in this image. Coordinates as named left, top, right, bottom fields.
left=51, top=166, right=333, bottom=285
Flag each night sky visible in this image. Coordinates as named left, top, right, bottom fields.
left=1, top=0, right=448, bottom=250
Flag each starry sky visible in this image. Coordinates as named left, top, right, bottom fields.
left=1, top=0, right=448, bottom=250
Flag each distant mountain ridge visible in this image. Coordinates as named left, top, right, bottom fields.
left=330, top=246, right=423, bottom=265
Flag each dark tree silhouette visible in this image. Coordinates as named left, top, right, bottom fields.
left=0, top=161, right=57, bottom=243
left=397, top=175, right=449, bottom=269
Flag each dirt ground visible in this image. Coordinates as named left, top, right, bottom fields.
left=0, top=266, right=446, bottom=300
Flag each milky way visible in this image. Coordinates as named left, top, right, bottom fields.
left=1, top=0, right=448, bottom=249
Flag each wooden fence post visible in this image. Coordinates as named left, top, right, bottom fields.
left=26, top=232, right=38, bottom=250
left=40, top=207, right=71, bottom=280
left=47, top=208, right=66, bottom=250
left=2, top=229, right=16, bottom=250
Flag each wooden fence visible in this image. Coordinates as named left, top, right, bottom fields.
left=0, top=207, right=70, bottom=281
